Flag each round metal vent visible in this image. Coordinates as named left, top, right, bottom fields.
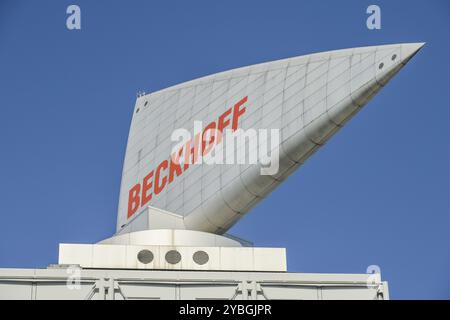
left=137, top=249, right=154, bottom=264
left=378, top=62, right=384, bottom=69
left=165, top=250, right=181, bottom=264
left=193, top=251, right=209, bottom=265
left=391, top=54, right=397, bottom=61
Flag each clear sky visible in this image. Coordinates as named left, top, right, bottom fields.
left=0, top=0, right=449, bottom=299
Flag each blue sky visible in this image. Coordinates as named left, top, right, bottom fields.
left=0, top=0, right=449, bottom=299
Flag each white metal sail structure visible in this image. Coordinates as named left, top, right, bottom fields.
left=55, top=42, right=422, bottom=278
left=115, top=43, right=423, bottom=237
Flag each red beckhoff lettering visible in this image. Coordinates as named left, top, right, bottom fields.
left=127, top=96, right=248, bottom=219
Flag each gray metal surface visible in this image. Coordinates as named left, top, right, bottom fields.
left=0, top=267, right=388, bottom=300
left=118, top=43, right=423, bottom=235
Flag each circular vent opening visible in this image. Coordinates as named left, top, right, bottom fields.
left=193, top=251, right=209, bottom=265
left=137, top=249, right=154, bottom=264
left=378, top=62, right=384, bottom=69
left=165, top=250, right=181, bottom=264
